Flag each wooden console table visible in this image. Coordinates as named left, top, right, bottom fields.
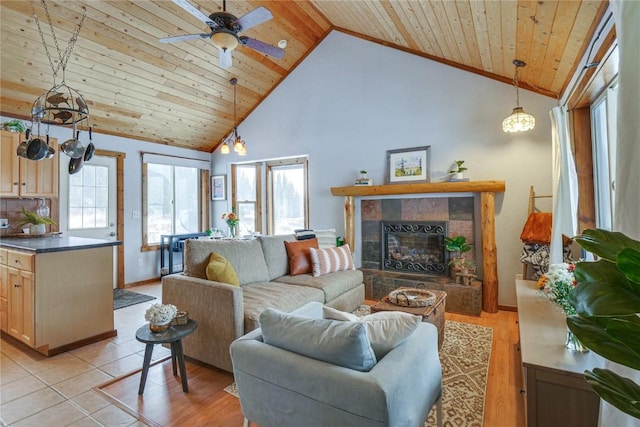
left=331, top=180, right=505, bottom=312
left=516, top=279, right=603, bottom=427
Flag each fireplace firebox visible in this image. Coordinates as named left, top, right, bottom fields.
left=382, top=221, right=448, bottom=275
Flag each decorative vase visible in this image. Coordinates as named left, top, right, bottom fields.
left=149, top=320, right=172, bottom=333
left=565, top=327, right=588, bottom=352
left=30, top=224, right=46, bottom=235
left=229, top=224, right=237, bottom=238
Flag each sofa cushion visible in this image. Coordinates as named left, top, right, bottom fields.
left=284, top=238, right=318, bottom=276
left=323, top=307, right=422, bottom=359
left=258, top=234, right=296, bottom=281
left=273, top=269, right=363, bottom=302
left=205, top=252, right=240, bottom=286
left=183, top=239, right=270, bottom=285
left=260, top=308, right=377, bottom=372
left=314, top=228, right=337, bottom=249
left=309, top=245, right=355, bottom=277
left=242, top=281, right=325, bottom=332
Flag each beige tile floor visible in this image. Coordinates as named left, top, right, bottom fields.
left=1, top=283, right=164, bottom=426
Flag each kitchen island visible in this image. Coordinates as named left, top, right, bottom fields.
left=0, top=235, right=121, bottom=355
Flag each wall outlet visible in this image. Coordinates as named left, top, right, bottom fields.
left=132, top=210, right=141, bottom=219
left=0, top=219, right=8, bottom=229
left=137, top=258, right=144, bottom=267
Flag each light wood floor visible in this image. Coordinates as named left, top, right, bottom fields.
left=98, top=304, right=525, bottom=427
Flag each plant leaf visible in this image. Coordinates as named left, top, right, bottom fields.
left=574, top=259, right=640, bottom=297
left=574, top=229, right=640, bottom=262
left=584, top=368, right=640, bottom=419
left=567, top=315, right=640, bottom=370
left=570, top=280, right=640, bottom=316
left=618, top=248, right=640, bottom=284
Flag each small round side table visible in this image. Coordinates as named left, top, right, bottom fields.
left=135, top=319, right=197, bottom=395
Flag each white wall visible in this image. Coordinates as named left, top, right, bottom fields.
left=1, top=115, right=210, bottom=284
left=212, top=31, right=557, bottom=307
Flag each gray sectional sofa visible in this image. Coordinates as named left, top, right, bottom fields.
left=162, top=234, right=364, bottom=372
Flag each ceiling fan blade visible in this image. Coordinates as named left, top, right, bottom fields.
left=240, top=37, right=285, bottom=59
left=234, top=7, right=273, bottom=31
left=219, top=48, right=233, bottom=69
left=171, top=0, right=218, bottom=29
left=159, top=33, right=210, bottom=43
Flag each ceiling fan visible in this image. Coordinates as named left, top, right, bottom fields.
left=159, top=0, right=285, bottom=68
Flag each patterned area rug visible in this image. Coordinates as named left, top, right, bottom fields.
left=113, top=288, right=156, bottom=310
left=224, top=318, right=493, bottom=427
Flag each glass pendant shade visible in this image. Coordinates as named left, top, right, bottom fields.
left=502, top=107, right=536, bottom=132
left=503, top=59, right=535, bottom=133
left=220, top=142, right=230, bottom=154
left=212, top=31, right=238, bottom=51
left=238, top=142, right=247, bottom=156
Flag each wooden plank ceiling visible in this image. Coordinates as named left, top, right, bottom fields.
left=0, top=1, right=606, bottom=153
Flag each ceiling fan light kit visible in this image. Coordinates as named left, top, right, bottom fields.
left=160, top=0, right=285, bottom=69
left=502, top=59, right=535, bottom=133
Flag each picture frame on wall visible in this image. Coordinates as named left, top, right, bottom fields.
left=386, top=146, right=431, bottom=184
left=211, top=175, right=226, bottom=200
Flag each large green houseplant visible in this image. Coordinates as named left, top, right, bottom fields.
left=567, top=228, right=640, bottom=419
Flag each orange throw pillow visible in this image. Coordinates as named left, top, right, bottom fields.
left=284, top=238, right=319, bottom=276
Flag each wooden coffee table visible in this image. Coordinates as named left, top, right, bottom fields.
left=371, top=289, right=446, bottom=348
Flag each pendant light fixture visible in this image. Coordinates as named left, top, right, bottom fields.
left=221, top=77, right=246, bottom=155
left=32, top=0, right=89, bottom=129
left=502, top=59, right=535, bottom=133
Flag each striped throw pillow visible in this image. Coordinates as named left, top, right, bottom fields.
left=309, top=244, right=355, bottom=277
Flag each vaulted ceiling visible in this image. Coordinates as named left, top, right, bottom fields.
left=0, top=1, right=607, bottom=152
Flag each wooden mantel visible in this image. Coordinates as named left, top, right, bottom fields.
left=330, top=180, right=506, bottom=313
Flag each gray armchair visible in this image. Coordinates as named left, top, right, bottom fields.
left=230, top=302, right=443, bottom=427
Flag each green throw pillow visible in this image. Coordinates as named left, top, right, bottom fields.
left=205, top=252, right=240, bottom=286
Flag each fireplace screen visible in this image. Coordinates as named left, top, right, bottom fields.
left=382, top=221, right=448, bottom=275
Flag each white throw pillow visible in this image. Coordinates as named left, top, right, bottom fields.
left=309, top=245, right=355, bottom=277
left=313, top=228, right=337, bottom=249
left=323, top=306, right=422, bottom=359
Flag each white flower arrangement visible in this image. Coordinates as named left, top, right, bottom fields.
left=144, top=303, right=177, bottom=324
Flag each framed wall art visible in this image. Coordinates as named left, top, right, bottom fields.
left=211, top=175, right=226, bottom=200
left=386, top=146, right=431, bottom=184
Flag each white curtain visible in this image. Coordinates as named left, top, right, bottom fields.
left=599, top=2, right=640, bottom=426
left=612, top=0, right=640, bottom=239
left=549, top=106, right=578, bottom=263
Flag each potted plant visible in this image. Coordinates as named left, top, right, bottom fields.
left=16, top=207, right=57, bottom=235
left=444, top=235, right=472, bottom=274
left=145, top=303, right=178, bottom=332
left=449, top=160, right=468, bottom=180
left=566, top=228, right=640, bottom=419
left=2, top=119, right=26, bottom=133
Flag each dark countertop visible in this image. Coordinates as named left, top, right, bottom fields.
left=0, top=235, right=122, bottom=253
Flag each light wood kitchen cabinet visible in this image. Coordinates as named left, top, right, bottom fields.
left=0, top=240, right=117, bottom=356
left=7, top=265, right=34, bottom=346
left=0, top=130, right=59, bottom=198
left=0, top=248, right=8, bottom=333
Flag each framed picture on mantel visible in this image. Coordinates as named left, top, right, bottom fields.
left=386, top=146, right=431, bottom=184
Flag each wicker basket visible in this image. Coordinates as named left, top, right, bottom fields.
left=388, top=289, right=436, bottom=307
left=171, top=311, right=189, bottom=325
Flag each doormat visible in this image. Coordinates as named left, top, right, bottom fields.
left=113, top=288, right=156, bottom=310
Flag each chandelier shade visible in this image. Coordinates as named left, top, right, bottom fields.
left=503, top=59, right=535, bottom=133
left=221, top=77, right=247, bottom=155
left=502, top=107, right=536, bottom=133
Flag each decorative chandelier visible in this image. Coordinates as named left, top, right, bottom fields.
left=221, top=77, right=246, bottom=156
left=502, top=59, right=535, bottom=133
left=31, top=0, right=89, bottom=128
